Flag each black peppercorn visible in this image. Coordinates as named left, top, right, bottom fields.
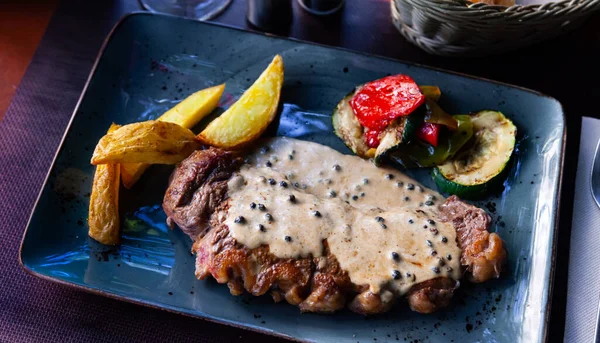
left=312, top=210, right=322, bottom=217
left=279, top=181, right=288, bottom=188
left=332, top=164, right=341, bottom=171
left=294, top=182, right=300, bottom=188
left=328, top=190, right=336, bottom=198
left=407, top=183, right=415, bottom=190
left=268, top=178, right=276, bottom=185
left=363, top=178, right=369, bottom=185
left=392, top=270, right=401, bottom=280
left=285, top=236, right=292, bottom=242
left=404, top=196, right=410, bottom=202
left=391, top=252, right=400, bottom=261
left=441, top=236, right=448, bottom=243
left=352, top=195, right=358, bottom=201
left=423, top=225, right=428, bottom=229
left=288, top=194, right=296, bottom=203
left=408, top=219, right=414, bottom=224
left=360, top=192, right=365, bottom=197
left=447, top=254, right=452, bottom=261
left=260, top=146, right=269, bottom=154
left=250, top=202, right=256, bottom=209
left=257, top=224, right=265, bottom=232
left=288, top=154, right=294, bottom=160
left=385, top=174, right=394, bottom=180
left=266, top=161, right=272, bottom=168
left=432, top=267, right=440, bottom=274
left=380, top=223, right=387, bottom=229
left=234, top=216, right=245, bottom=224
left=426, top=240, right=432, bottom=247
left=258, top=204, right=266, bottom=211
left=375, top=216, right=384, bottom=222
left=431, top=250, right=437, bottom=256
left=428, top=219, right=435, bottom=225
left=265, top=213, right=273, bottom=221
left=425, top=200, right=434, bottom=206
left=446, top=267, right=453, bottom=272
left=396, top=181, right=404, bottom=187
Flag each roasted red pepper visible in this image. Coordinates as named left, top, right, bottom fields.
left=417, top=122, right=441, bottom=147
left=364, top=130, right=381, bottom=148
left=350, top=75, right=425, bottom=148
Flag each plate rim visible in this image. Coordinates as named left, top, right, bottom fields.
left=18, top=11, right=567, bottom=343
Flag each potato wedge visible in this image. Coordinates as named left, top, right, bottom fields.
left=91, top=120, right=200, bottom=165
left=197, top=55, right=283, bottom=149
left=159, top=83, right=225, bottom=128
left=120, top=162, right=145, bottom=189
left=88, top=124, right=121, bottom=245
left=120, top=84, right=225, bottom=189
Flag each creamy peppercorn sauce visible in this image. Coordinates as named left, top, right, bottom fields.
left=223, top=137, right=462, bottom=295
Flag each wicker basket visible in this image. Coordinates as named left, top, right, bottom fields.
left=392, top=0, right=600, bottom=56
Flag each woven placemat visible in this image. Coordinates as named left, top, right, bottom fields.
left=0, top=1, right=283, bottom=342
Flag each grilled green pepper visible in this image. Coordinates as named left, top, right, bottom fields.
left=388, top=115, right=473, bottom=168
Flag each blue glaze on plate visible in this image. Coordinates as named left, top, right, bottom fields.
left=20, top=13, right=565, bottom=343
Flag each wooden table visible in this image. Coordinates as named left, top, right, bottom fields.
left=3, top=0, right=600, bottom=341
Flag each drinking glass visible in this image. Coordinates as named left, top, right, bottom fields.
left=139, top=0, right=232, bottom=20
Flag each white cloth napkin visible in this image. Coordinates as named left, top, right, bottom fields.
left=564, top=117, right=600, bottom=342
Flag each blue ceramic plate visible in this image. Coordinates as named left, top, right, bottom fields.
left=20, top=13, right=565, bottom=343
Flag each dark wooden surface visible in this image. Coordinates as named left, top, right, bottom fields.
left=5, top=0, right=600, bottom=341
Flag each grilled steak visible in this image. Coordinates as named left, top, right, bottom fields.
left=163, top=140, right=506, bottom=315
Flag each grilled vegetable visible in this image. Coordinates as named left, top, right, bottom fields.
left=433, top=110, right=516, bottom=199
left=417, top=122, right=441, bottom=147
left=197, top=55, right=283, bottom=149
left=349, top=74, right=425, bottom=149
left=332, top=79, right=452, bottom=164
left=372, top=107, right=425, bottom=165
left=373, top=118, right=410, bottom=165
left=389, top=115, right=474, bottom=168
left=423, top=100, right=457, bottom=130
left=333, top=92, right=375, bottom=158
left=88, top=124, right=121, bottom=245
left=333, top=83, right=428, bottom=160
left=91, top=120, right=200, bottom=165
left=121, top=84, right=225, bottom=189
left=420, top=86, right=441, bottom=102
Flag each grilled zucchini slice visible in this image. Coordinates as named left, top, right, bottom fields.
left=433, top=110, right=516, bottom=199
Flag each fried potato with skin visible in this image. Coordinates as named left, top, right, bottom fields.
left=159, top=83, right=225, bottom=128
left=120, top=84, right=225, bottom=189
left=88, top=124, right=121, bottom=245
left=197, top=55, right=283, bottom=149
left=120, top=162, right=145, bottom=189
left=91, top=120, right=200, bottom=165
